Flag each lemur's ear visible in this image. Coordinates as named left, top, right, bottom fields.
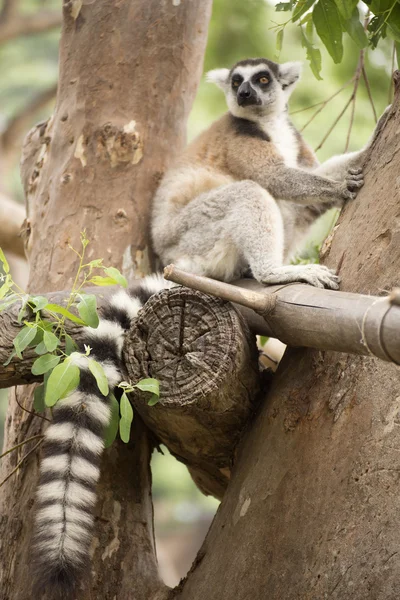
left=278, top=61, right=302, bottom=95
left=206, top=68, right=230, bottom=90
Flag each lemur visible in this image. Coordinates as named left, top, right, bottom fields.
left=31, top=58, right=387, bottom=598
left=32, top=275, right=174, bottom=599
left=152, top=58, right=387, bottom=289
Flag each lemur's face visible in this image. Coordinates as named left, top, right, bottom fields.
left=207, top=58, right=302, bottom=120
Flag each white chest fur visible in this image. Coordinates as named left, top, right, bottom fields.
left=261, top=115, right=299, bottom=168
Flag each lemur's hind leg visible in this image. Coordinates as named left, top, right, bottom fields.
left=167, top=180, right=339, bottom=289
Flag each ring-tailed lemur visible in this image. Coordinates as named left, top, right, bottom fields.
left=152, top=58, right=388, bottom=288
left=32, top=275, right=172, bottom=599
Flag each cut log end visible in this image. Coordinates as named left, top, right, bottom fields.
left=124, top=287, right=263, bottom=498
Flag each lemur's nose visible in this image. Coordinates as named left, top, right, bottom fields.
left=238, top=82, right=251, bottom=98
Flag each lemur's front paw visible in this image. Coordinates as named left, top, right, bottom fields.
left=338, top=168, right=364, bottom=201
left=346, top=167, right=364, bottom=191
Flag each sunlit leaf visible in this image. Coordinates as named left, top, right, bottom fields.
left=147, top=395, right=160, bottom=407
left=0, top=248, right=10, bottom=274
left=13, top=325, right=38, bottom=359
left=43, top=331, right=61, bottom=352
left=134, top=378, right=160, bottom=396
left=77, top=294, right=99, bottom=328
left=45, top=360, right=80, bottom=407
left=32, top=353, right=61, bottom=376
left=30, top=296, right=49, bottom=313
left=89, top=276, right=119, bottom=287
left=88, top=359, right=109, bottom=396
left=103, top=267, right=127, bottom=288
left=45, top=303, right=86, bottom=325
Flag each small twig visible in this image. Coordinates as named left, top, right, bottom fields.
left=300, top=79, right=353, bottom=132
left=0, top=434, right=44, bottom=460
left=15, top=391, right=51, bottom=422
left=163, top=264, right=277, bottom=316
left=362, top=65, right=378, bottom=123
left=344, top=50, right=365, bottom=152
left=0, top=439, right=43, bottom=488
left=388, top=42, right=396, bottom=103
left=315, top=95, right=353, bottom=152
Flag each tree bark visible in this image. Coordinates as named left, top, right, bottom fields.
left=174, top=79, right=400, bottom=600
left=0, top=1, right=212, bottom=599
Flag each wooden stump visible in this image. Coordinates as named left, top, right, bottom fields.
left=124, top=287, right=262, bottom=498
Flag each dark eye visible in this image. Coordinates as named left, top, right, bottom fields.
left=259, top=76, right=269, bottom=85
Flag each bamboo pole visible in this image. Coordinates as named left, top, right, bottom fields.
left=164, top=265, right=400, bottom=365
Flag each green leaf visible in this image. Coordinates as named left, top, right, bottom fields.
left=45, top=360, right=80, bottom=407
left=88, top=359, right=109, bottom=396
left=3, top=350, right=16, bottom=366
left=275, top=28, right=284, bottom=58
left=120, top=391, right=134, bottom=421
left=292, top=0, right=315, bottom=21
left=86, top=259, right=103, bottom=268
left=32, top=353, right=61, bottom=376
left=119, top=417, right=132, bottom=443
left=134, top=378, right=160, bottom=396
left=30, top=296, right=49, bottom=313
left=147, top=394, right=160, bottom=407
left=119, top=392, right=133, bottom=443
left=33, top=384, right=46, bottom=413
left=341, top=8, right=368, bottom=48
left=34, top=341, right=48, bottom=355
left=13, top=325, right=38, bottom=359
left=313, top=0, right=343, bottom=64
left=104, top=393, right=119, bottom=448
left=387, top=5, right=400, bottom=43
left=0, top=248, right=10, bottom=274
left=89, top=276, right=119, bottom=287
left=333, top=0, right=357, bottom=20
left=0, top=274, right=13, bottom=300
left=276, top=2, right=293, bottom=11
left=301, top=27, right=323, bottom=79
left=103, top=267, right=127, bottom=288
left=17, top=296, right=29, bottom=323
left=43, top=331, right=60, bottom=352
left=77, top=294, right=99, bottom=328
left=45, top=303, right=86, bottom=325
left=65, top=334, right=78, bottom=355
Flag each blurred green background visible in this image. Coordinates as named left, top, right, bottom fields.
left=0, top=0, right=394, bottom=586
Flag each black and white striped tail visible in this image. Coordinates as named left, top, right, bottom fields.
left=32, top=275, right=170, bottom=599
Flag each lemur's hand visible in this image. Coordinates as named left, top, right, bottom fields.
left=336, top=167, right=364, bottom=201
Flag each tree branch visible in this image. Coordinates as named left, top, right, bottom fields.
left=0, top=10, right=61, bottom=44
left=1, top=85, right=57, bottom=157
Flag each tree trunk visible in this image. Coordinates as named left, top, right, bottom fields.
left=175, top=80, right=400, bottom=600
left=0, top=1, right=212, bottom=598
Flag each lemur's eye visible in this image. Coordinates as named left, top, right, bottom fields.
left=259, top=76, right=269, bottom=84
left=232, top=80, right=241, bottom=87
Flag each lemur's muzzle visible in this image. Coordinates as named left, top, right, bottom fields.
left=237, top=81, right=260, bottom=107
